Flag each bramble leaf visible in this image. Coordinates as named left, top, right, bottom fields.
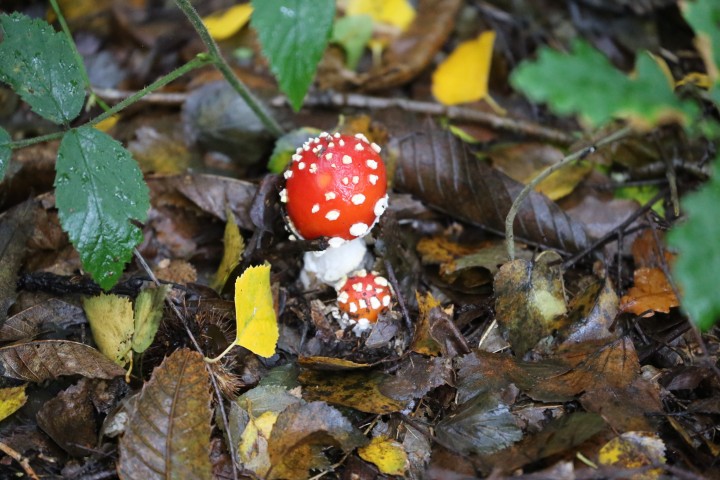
left=56, top=126, right=149, bottom=290
left=511, top=40, right=695, bottom=128
left=251, top=0, right=335, bottom=111
left=668, top=154, right=720, bottom=331
left=0, top=13, right=85, bottom=124
left=0, top=127, right=9, bottom=182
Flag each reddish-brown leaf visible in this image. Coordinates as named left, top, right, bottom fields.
left=0, top=340, right=125, bottom=382
left=394, top=124, right=590, bottom=253
left=118, top=349, right=212, bottom=480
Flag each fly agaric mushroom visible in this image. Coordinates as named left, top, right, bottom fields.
left=336, top=270, right=393, bottom=333
left=280, top=132, right=388, bottom=248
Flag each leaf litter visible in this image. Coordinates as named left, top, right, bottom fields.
left=1, top=1, right=719, bottom=479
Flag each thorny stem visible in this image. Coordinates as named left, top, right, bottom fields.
left=48, top=0, right=112, bottom=113
left=8, top=55, right=212, bottom=150
left=173, top=0, right=285, bottom=138
left=504, top=125, right=634, bottom=260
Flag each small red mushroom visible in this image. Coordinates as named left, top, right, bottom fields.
left=280, top=132, right=388, bottom=247
left=336, top=270, right=393, bottom=331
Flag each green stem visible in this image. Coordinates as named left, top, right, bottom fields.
left=48, top=0, right=112, bottom=112
left=173, top=0, right=284, bottom=137
left=9, top=55, right=212, bottom=150
left=504, top=125, right=634, bottom=260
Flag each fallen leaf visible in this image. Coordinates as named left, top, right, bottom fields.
left=598, top=432, right=666, bottom=480
left=211, top=206, right=245, bottom=291
left=619, top=267, right=679, bottom=317
left=118, top=349, right=212, bottom=480
left=346, top=0, right=415, bottom=31
left=432, top=31, right=495, bottom=106
left=203, top=3, right=253, bottom=41
left=358, top=435, right=408, bottom=476
left=238, top=410, right=277, bottom=477
left=233, top=263, right=278, bottom=358
left=0, top=299, right=87, bottom=342
left=83, top=293, right=134, bottom=366
left=36, top=379, right=97, bottom=456
left=0, top=385, right=27, bottom=421
left=132, top=285, right=170, bottom=354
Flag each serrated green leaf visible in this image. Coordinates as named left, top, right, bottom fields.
left=0, top=127, right=10, bottom=182
left=55, top=126, right=149, bottom=290
left=251, top=0, right=335, bottom=111
left=682, top=0, right=720, bottom=76
left=511, top=40, right=695, bottom=128
left=668, top=154, right=720, bottom=331
left=331, top=15, right=373, bottom=70
left=0, top=13, right=85, bottom=124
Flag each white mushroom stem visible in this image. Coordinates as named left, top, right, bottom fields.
left=300, top=238, right=369, bottom=289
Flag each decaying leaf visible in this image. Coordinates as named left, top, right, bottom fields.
left=239, top=411, right=277, bottom=478
left=560, top=277, right=618, bottom=344
left=211, top=206, right=245, bottom=291
left=598, top=432, right=666, bottom=479
left=494, top=251, right=568, bottom=356
left=0, top=385, right=27, bottom=421
left=0, top=340, right=125, bottom=381
left=0, top=299, right=87, bottom=342
left=619, top=267, right=679, bottom=317
left=432, top=31, right=496, bottom=106
left=267, top=401, right=367, bottom=480
left=132, top=285, right=170, bottom=354
left=36, top=379, right=98, bottom=456
left=83, top=293, right=134, bottom=366
left=118, top=349, right=212, bottom=480
left=358, top=435, right=408, bottom=476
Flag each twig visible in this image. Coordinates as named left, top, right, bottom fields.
left=273, top=92, right=577, bottom=145
left=0, top=441, right=40, bottom=480
left=133, top=249, right=240, bottom=480
left=173, top=0, right=284, bottom=138
left=505, top=125, right=634, bottom=260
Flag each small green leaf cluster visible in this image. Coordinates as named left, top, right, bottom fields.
left=0, top=13, right=149, bottom=290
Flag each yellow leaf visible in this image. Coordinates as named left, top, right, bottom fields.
left=598, top=432, right=666, bottom=480
left=238, top=411, right=277, bottom=477
left=0, top=385, right=28, bottom=422
left=83, top=293, right=134, bottom=366
left=346, top=0, right=416, bottom=31
left=203, top=3, right=253, bottom=41
left=95, top=114, right=119, bottom=132
left=132, top=285, right=170, bottom=354
left=234, top=264, right=278, bottom=358
left=432, top=31, right=496, bottom=106
left=212, top=207, right=245, bottom=291
left=358, top=435, right=408, bottom=476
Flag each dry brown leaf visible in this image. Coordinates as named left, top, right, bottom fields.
left=0, top=340, right=125, bottom=382
left=619, top=267, right=679, bottom=317
left=0, top=299, right=87, bottom=342
left=118, top=349, right=212, bottom=480
left=36, top=379, right=97, bottom=457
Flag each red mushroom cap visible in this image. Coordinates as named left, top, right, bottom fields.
left=280, top=132, right=388, bottom=245
left=336, top=270, right=393, bottom=324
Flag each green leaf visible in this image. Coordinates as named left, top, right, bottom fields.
left=251, top=0, right=335, bottom=111
left=55, top=127, right=149, bottom=290
left=132, top=285, right=170, bottom=353
left=682, top=0, right=720, bottom=75
left=0, top=127, right=10, bottom=182
left=331, top=15, right=373, bottom=70
left=668, top=154, right=720, bottom=331
left=0, top=13, right=85, bottom=124
left=267, top=126, right=321, bottom=173
left=511, top=40, right=695, bottom=128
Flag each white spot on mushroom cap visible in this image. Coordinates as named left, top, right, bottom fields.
left=334, top=132, right=341, bottom=138
left=298, top=162, right=306, bottom=170
left=374, top=195, right=388, bottom=217
left=358, top=299, right=367, bottom=309
left=349, top=302, right=358, bottom=313
left=309, top=163, right=317, bottom=173
left=374, top=276, right=389, bottom=287
left=339, top=139, right=345, bottom=147
left=328, top=142, right=335, bottom=148
left=355, top=143, right=364, bottom=151
left=326, top=210, right=340, bottom=221
left=349, top=223, right=369, bottom=237
left=368, top=174, right=379, bottom=185
left=371, top=142, right=381, bottom=153
left=311, top=204, right=320, bottom=213
left=320, top=132, right=329, bottom=138
left=338, top=291, right=349, bottom=303
left=292, top=154, right=302, bottom=161
left=352, top=176, right=360, bottom=184
left=325, top=153, right=333, bottom=161
left=352, top=282, right=363, bottom=292
left=342, top=177, right=349, bottom=185
left=279, top=189, right=288, bottom=203
left=351, top=194, right=365, bottom=205
left=342, top=155, right=352, bottom=164
left=283, top=170, right=293, bottom=179
left=325, top=192, right=337, bottom=201
left=382, top=295, right=391, bottom=306
left=370, top=296, right=381, bottom=310
left=366, top=159, right=378, bottom=170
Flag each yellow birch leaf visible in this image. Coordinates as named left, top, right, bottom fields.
left=346, top=0, right=416, bottom=31
left=212, top=207, right=245, bottom=291
left=358, top=435, right=408, bottom=476
left=432, top=31, right=496, bottom=106
left=203, top=3, right=253, bottom=41
left=0, top=385, right=28, bottom=422
left=83, top=293, right=134, bottom=367
left=234, top=263, right=278, bottom=358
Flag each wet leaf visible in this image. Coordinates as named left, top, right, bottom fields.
left=511, top=40, right=696, bottom=128
left=598, top=432, right=666, bottom=479
left=0, top=13, right=85, bottom=123
left=203, top=3, right=253, bottom=41
left=494, top=251, right=568, bottom=356
left=0, top=340, right=125, bottom=381
left=132, top=285, right=170, bottom=353
left=0, top=127, right=9, bottom=181
left=410, top=292, right=470, bottom=357
left=436, top=392, right=522, bottom=456
left=83, top=293, right=134, bottom=367
left=331, top=15, right=374, bottom=70
left=299, top=369, right=408, bottom=414
left=0, top=201, right=35, bottom=323
left=432, top=31, right=495, bottom=106
left=668, top=153, right=720, bottom=330
left=358, top=436, right=408, bottom=476
left=211, top=206, right=244, bottom=291
left=118, top=349, right=212, bottom=480
left=56, top=126, right=149, bottom=290
left=267, top=401, right=367, bottom=480
left=36, top=379, right=97, bottom=456
left=0, top=385, right=27, bottom=421
left=619, top=267, right=679, bottom=317
left=560, top=277, right=618, bottom=344
left=394, top=124, right=589, bottom=252
left=251, top=0, right=335, bottom=111
left=233, top=263, right=278, bottom=358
